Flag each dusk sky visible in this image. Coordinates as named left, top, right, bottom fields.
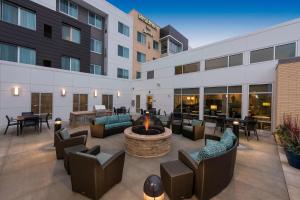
left=107, top=0, right=300, bottom=48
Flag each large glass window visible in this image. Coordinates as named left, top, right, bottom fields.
left=249, top=84, right=272, bottom=130
left=88, top=12, right=103, bottom=29
left=118, top=45, right=129, bottom=58
left=275, top=43, right=296, bottom=60
left=136, top=71, right=141, bottom=79
left=153, top=40, right=159, bottom=50
left=137, top=32, right=146, bottom=45
left=250, top=47, right=274, bottom=63
left=31, top=93, right=53, bottom=118
left=2, top=1, right=18, bottom=25
left=90, top=38, right=102, bottom=54
left=73, top=94, right=88, bottom=112
left=174, top=88, right=199, bottom=119
left=205, top=56, right=228, bottom=70
left=0, top=43, right=17, bottom=62
left=102, top=94, right=113, bottom=110
left=62, top=25, right=80, bottom=44
left=19, top=8, right=36, bottom=30
left=175, top=62, right=200, bottom=75
left=117, top=68, right=129, bottom=79
left=61, top=56, right=80, bottom=72
left=147, top=70, right=154, bottom=79
left=229, top=53, right=243, bottom=67
left=137, top=52, right=146, bottom=63
left=228, top=86, right=242, bottom=118
left=19, top=47, right=36, bottom=65
left=90, top=64, right=103, bottom=75
left=118, top=22, right=129, bottom=37
left=169, top=40, right=182, bottom=54
left=59, top=0, right=78, bottom=19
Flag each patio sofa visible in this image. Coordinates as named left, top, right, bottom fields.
left=157, top=115, right=171, bottom=128
left=90, top=114, right=132, bottom=138
left=182, top=119, right=205, bottom=141
left=178, top=128, right=238, bottom=200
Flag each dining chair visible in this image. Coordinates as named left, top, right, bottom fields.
left=214, top=116, right=226, bottom=134
left=245, top=120, right=259, bottom=141
left=21, top=112, right=38, bottom=131
left=3, top=115, right=19, bottom=135
left=40, top=113, right=51, bottom=130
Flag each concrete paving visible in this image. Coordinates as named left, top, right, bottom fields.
left=0, top=124, right=291, bottom=200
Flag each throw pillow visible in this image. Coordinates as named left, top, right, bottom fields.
left=60, top=128, right=70, bottom=140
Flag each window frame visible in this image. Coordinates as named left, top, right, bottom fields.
left=61, top=56, right=80, bottom=72
left=275, top=42, right=296, bottom=60
left=117, top=68, right=129, bottom=79
left=250, top=46, right=274, bottom=64
left=137, top=31, right=146, bottom=45
left=147, top=70, right=154, bottom=80
left=90, top=64, right=103, bottom=75
left=59, top=0, right=78, bottom=19
left=118, top=21, right=129, bottom=37
left=90, top=38, right=102, bottom=54
left=118, top=45, right=129, bottom=58
left=153, top=40, right=159, bottom=51
left=62, top=24, right=81, bottom=44
left=88, top=11, right=103, bottom=29
left=137, top=51, right=146, bottom=63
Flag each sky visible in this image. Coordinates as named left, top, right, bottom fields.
left=106, top=0, right=300, bottom=48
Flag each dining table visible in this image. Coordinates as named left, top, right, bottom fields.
left=16, top=113, right=47, bottom=135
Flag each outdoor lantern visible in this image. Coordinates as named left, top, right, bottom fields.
left=94, top=89, right=98, bottom=97
left=117, top=90, right=121, bottom=97
left=233, top=120, right=240, bottom=145
left=61, top=88, right=66, bottom=96
left=13, top=86, right=20, bottom=96
left=54, top=118, right=62, bottom=132
left=143, top=175, right=164, bottom=200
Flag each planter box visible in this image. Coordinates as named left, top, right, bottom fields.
left=285, top=150, right=300, bottom=169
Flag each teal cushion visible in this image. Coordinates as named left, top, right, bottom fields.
left=192, top=120, right=203, bottom=126
left=105, top=122, right=132, bottom=129
left=107, top=115, right=119, bottom=124
left=95, top=117, right=108, bottom=125
left=118, top=114, right=131, bottom=122
left=220, top=128, right=236, bottom=150
left=223, top=128, right=237, bottom=140
left=60, top=128, right=70, bottom=140
left=189, top=151, right=200, bottom=163
left=119, top=121, right=132, bottom=127
left=96, top=152, right=113, bottom=165
left=206, top=139, right=220, bottom=146
left=196, top=142, right=226, bottom=162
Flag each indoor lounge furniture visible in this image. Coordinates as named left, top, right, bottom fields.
left=182, top=120, right=205, bottom=141
left=64, top=144, right=89, bottom=174
left=54, top=128, right=88, bottom=159
left=160, top=160, right=193, bottom=200
left=214, top=115, right=226, bottom=134
left=171, top=112, right=183, bottom=134
left=3, top=115, right=19, bottom=135
left=21, top=112, right=39, bottom=131
left=178, top=129, right=238, bottom=200
left=69, top=146, right=125, bottom=200
left=244, top=119, right=259, bottom=141
left=90, top=114, right=132, bottom=138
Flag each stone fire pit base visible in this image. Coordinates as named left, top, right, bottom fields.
left=124, top=127, right=172, bottom=158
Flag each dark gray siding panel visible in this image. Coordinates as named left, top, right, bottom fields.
left=160, top=25, right=189, bottom=50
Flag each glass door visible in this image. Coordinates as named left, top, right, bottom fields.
left=136, top=95, right=141, bottom=113
left=31, top=93, right=53, bottom=118
left=146, top=95, right=153, bottom=110
left=102, top=95, right=113, bottom=110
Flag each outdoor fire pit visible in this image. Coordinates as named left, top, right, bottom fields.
left=124, top=112, right=172, bottom=158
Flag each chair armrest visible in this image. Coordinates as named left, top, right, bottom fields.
left=71, top=130, right=88, bottom=138
left=178, top=150, right=198, bottom=171
left=86, top=145, right=101, bottom=156
left=205, top=134, right=220, bottom=141
left=102, top=150, right=125, bottom=169
left=62, top=136, right=85, bottom=147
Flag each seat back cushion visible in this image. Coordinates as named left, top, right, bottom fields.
left=192, top=119, right=203, bottom=126
left=95, top=116, right=108, bottom=125
left=107, top=115, right=119, bottom=124
left=96, top=152, right=113, bottom=165
left=118, top=114, right=131, bottom=122
left=195, top=142, right=227, bottom=163
left=220, top=128, right=236, bottom=150
left=60, top=128, right=70, bottom=140
left=183, top=125, right=193, bottom=132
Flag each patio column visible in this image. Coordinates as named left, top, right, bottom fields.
left=242, top=84, right=249, bottom=119
left=199, top=87, right=204, bottom=120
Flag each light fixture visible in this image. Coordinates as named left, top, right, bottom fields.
left=210, top=105, right=217, bottom=111
left=262, top=102, right=270, bottom=107
left=54, top=118, right=62, bottom=132
left=117, top=90, right=121, bottom=97
left=61, top=88, right=66, bottom=96
left=191, top=96, right=195, bottom=100
left=94, top=89, right=98, bottom=97
left=187, top=96, right=191, bottom=100
left=143, top=175, right=164, bottom=200
left=233, top=121, right=239, bottom=126
left=13, top=86, right=20, bottom=96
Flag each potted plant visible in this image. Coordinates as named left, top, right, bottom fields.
left=276, top=115, right=300, bottom=169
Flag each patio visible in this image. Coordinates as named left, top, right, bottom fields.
left=0, top=124, right=291, bottom=200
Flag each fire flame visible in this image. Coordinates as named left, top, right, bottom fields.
left=144, top=112, right=150, bottom=131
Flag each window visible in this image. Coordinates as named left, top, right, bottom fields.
left=118, top=22, right=129, bottom=37
left=43, top=60, right=52, bottom=67
left=117, top=68, right=129, bottom=79
left=118, top=45, right=129, bottom=58
left=73, top=94, right=88, bottom=112
left=229, top=53, right=243, bottom=67
left=137, top=32, right=146, bottom=45
left=136, top=71, right=141, bottom=79
left=169, top=40, right=182, bottom=54
left=153, top=40, right=159, bottom=50
left=90, top=38, right=102, bottom=54
left=174, top=88, right=199, bottom=119
left=2, top=1, right=36, bottom=30
left=44, top=24, right=52, bottom=38
left=0, top=43, right=17, bottom=62
left=175, top=62, right=200, bottom=75
left=205, top=56, right=228, bottom=70
left=102, top=94, right=113, bottom=110
left=90, top=64, right=103, bottom=75
left=59, top=0, right=78, bottom=19
left=250, top=47, right=274, bottom=63
left=61, top=56, right=80, bottom=71
left=19, top=47, right=36, bottom=65
left=62, top=25, right=80, bottom=44
left=147, top=70, right=154, bottom=79
left=137, top=52, right=146, bottom=63
left=275, top=43, right=296, bottom=60
left=88, top=11, right=103, bottom=29
left=249, top=84, right=272, bottom=130
left=31, top=93, right=53, bottom=118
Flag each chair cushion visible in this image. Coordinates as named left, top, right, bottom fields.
left=105, top=122, right=132, bottom=130
left=107, top=115, right=119, bottom=124
left=206, top=139, right=220, bottom=146
left=96, top=152, right=113, bottom=165
left=118, top=114, right=131, bottom=122
left=192, top=120, right=203, bottom=126
left=220, top=128, right=236, bottom=150
left=183, top=119, right=192, bottom=125
left=95, top=117, right=108, bottom=125
left=223, top=128, right=237, bottom=140
left=60, top=128, right=70, bottom=140
left=189, top=150, right=200, bottom=162
left=183, top=125, right=193, bottom=132
left=195, top=142, right=227, bottom=163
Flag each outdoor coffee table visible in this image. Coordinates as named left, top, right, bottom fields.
left=160, top=160, right=193, bottom=200
left=64, top=145, right=88, bottom=174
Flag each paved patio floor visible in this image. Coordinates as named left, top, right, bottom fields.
left=0, top=124, right=290, bottom=200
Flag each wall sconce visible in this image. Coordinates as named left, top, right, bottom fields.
left=210, top=105, right=218, bottom=111
left=61, top=88, right=66, bottom=96
left=117, top=90, right=121, bottom=97
left=187, top=96, right=191, bottom=100
left=13, top=86, right=20, bottom=96
left=94, top=89, right=98, bottom=97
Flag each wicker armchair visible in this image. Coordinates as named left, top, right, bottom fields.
left=182, top=120, right=205, bottom=141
